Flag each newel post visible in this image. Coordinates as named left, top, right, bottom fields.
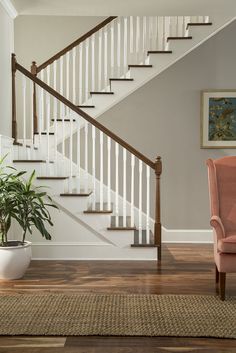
left=31, top=61, right=38, bottom=134
left=154, top=156, right=162, bottom=261
left=11, top=53, right=17, bottom=142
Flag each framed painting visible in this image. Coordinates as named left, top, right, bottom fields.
left=201, top=90, right=236, bottom=148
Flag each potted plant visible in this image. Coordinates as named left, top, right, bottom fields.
left=0, top=157, right=57, bottom=279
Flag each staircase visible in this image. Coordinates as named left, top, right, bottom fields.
left=7, top=15, right=233, bottom=260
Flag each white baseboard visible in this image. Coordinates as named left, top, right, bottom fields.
left=31, top=228, right=213, bottom=260
left=162, top=227, right=213, bottom=244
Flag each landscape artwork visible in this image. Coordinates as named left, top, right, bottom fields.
left=201, top=91, right=236, bottom=148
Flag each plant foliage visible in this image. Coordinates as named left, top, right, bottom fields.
left=0, top=156, right=58, bottom=246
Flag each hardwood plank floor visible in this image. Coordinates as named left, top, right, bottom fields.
left=0, top=244, right=235, bottom=353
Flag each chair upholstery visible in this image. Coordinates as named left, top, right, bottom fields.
left=207, top=157, right=236, bottom=299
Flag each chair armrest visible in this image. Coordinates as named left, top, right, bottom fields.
left=210, top=215, right=225, bottom=240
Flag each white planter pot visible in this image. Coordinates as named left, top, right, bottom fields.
left=0, top=241, right=32, bottom=280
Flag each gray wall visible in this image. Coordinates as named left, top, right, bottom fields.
left=14, top=15, right=105, bottom=69
left=98, top=20, right=236, bottom=229
left=0, top=4, right=14, bottom=137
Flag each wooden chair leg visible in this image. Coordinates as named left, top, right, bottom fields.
left=215, top=265, right=219, bottom=284
left=219, top=272, right=226, bottom=301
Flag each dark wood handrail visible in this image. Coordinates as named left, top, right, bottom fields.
left=16, top=62, right=155, bottom=169
left=37, top=16, right=117, bottom=73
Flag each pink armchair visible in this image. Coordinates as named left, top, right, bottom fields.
left=207, top=157, right=236, bottom=300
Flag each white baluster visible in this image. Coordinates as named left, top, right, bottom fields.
left=79, top=43, right=83, bottom=104
left=98, top=29, right=102, bottom=91
left=85, top=38, right=89, bottom=100
left=22, top=75, right=26, bottom=146
left=148, top=16, right=153, bottom=51
left=76, top=118, right=81, bottom=192
left=130, top=16, right=134, bottom=57
left=107, top=136, right=111, bottom=210
left=99, top=131, right=104, bottom=210
left=59, top=56, right=64, bottom=102
left=69, top=110, right=73, bottom=192
left=46, top=93, right=50, bottom=168
left=185, top=16, right=191, bottom=36
left=53, top=61, right=58, bottom=167
left=136, top=16, right=140, bottom=62
left=142, top=16, right=147, bottom=63
left=92, top=126, right=96, bottom=209
left=38, top=72, right=44, bottom=147
left=162, top=17, right=166, bottom=51
left=123, top=17, right=128, bottom=77
left=84, top=121, right=88, bottom=192
left=138, top=160, right=143, bottom=244
left=117, top=18, right=121, bottom=77
left=153, top=16, right=158, bottom=50
left=146, top=165, right=150, bottom=244
left=110, top=23, right=115, bottom=78
left=72, top=47, right=76, bottom=104
left=59, top=57, right=65, bottom=161
left=123, top=149, right=127, bottom=227
left=46, top=64, right=51, bottom=121
left=91, top=34, right=95, bottom=92
left=175, top=17, right=178, bottom=37
left=115, top=143, right=119, bottom=227
left=103, top=29, right=108, bottom=90
left=166, top=17, right=171, bottom=50
left=130, top=154, right=135, bottom=227
left=66, top=51, right=70, bottom=100
left=30, top=80, right=34, bottom=144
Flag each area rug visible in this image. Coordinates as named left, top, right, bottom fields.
left=0, top=293, right=235, bottom=338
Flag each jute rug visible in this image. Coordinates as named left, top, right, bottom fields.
left=0, top=293, right=235, bottom=338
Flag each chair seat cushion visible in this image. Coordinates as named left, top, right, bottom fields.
left=218, top=234, right=236, bottom=254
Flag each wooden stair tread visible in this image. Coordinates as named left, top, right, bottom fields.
left=108, top=227, right=136, bottom=231
left=13, top=160, right=54, bottom=163
left=90, top=91, right=114, bottom=95
left=78, top=105, right=95, bottom=108
left=109, top=78, right=134, bottom=81
left=131, top=230, right=158, bottom=248
left=187, top=22, right=212, bottom=28
left=147, top=50, right=172, bottom=55
left=51, top=119, right=76, bottom=122
left=107, top=216, right=136, bottom=230
left=128, top=64, right=152, bottom=68
left=84, top=203, right=113, bottom=214
left=37, top=176, right=69, bottom=180
left=13, top=142, right=38, bottom=150
left=34, top=132, right=55, bottom=135
left=60, top=190, right=92, bottom=197
left=26, top=145, right=38, bottom=150
left=167, top=36, right=192, bottom=41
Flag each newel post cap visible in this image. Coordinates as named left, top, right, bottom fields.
left=154, top=156, right=162, bottom=176
left=31, top=61, right=37, bottom=76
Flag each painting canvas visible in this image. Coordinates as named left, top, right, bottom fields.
left=201, top=90, right=236, bottom=148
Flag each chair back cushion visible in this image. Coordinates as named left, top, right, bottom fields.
left=213, top=157, right=236, bottom=233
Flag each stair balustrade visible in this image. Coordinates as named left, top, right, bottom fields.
left=11, top=56, right=162, bottom=258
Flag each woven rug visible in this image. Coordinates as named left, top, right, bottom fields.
left=0, top=293, right=235, bottom=338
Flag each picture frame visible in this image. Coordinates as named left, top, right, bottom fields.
left=201, top=90, right=236, bottom=148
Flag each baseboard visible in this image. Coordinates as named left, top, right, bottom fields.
left=162, top=227, right=213, bottom=244
left=31, top=228, right=213, bottom=260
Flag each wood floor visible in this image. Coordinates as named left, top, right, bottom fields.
left=0, top=244, right=235, bottom=353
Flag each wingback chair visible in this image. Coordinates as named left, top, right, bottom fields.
left=206, top=157, right=236, bottom=300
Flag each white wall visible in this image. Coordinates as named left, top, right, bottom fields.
left=0, top=3, right=14, bottom=137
